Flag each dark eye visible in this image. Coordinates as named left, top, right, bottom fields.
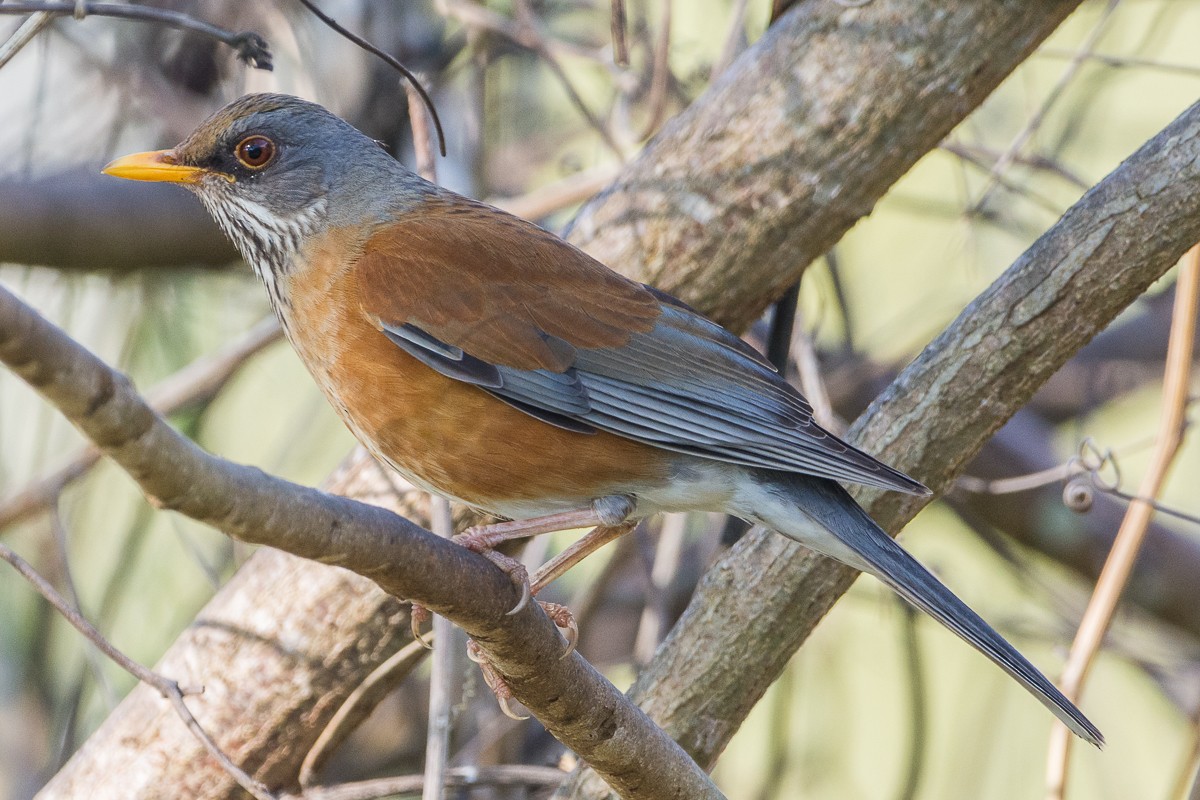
left=235, top=135, right=275, bottom=169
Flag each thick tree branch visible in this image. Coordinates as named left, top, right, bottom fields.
left=559, top=98, right=1200, bottom=797
left=19, top=0, right=1100, bottom=796
left=0, top=169, right=238, bottom=271
left=0, top=288, right=719, bottom=799
left=568, top=0, right=1083, bottom=330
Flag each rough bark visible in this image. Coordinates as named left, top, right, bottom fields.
left=0, top=285, right=722, bottom=800
left=12, top=0, right=1101, bottom=797
left=559, top=97, right=1200, bottom=797
left=569, top=0, right=1083, bottom=329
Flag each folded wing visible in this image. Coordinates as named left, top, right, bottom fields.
left=357, top=196, right=927, bottom=495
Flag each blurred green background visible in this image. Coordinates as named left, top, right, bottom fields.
left=1, top=1, right=1198, bottom=798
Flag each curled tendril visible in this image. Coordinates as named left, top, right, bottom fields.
left=1062, top=475, right=1094, bottom=513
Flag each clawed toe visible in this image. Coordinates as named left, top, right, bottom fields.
left=466, top=640, right=529, bottom=721
left=454, top=535, right=532, bottom=615
left=410, top=603, right=432, bottom=648
left=537, top=601, right=578, bottom=658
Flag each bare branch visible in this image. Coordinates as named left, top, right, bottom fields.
left=0, top=285, right=719, bottom=798
left=0, top=2, right=272, bottom=68
left=560, top=95, right=1200, bottom=797
left=0, top=542, right=274, bottom=800
left=288, top=765, right=566, bottom=800
left=0, top=316, right=281, bottom=532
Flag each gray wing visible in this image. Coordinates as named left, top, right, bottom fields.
left=382, top=301, right=928, bottom=495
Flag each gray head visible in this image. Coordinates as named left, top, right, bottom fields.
left=104, top=93, right=421, bottom=277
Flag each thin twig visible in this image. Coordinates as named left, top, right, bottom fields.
left=0, top=316, right=281, bottom=532
left=299, top=638, right=432, bottom=786
left=793, top=326, right=837, bottom=432
left=296, top=0, right=446, bottom=157
left=1045, top=243, right=1200, bottom=798
left=0, top=10, right=53, bottom=69
left=0, top=540, right=275, bottom=800
left=633, top=513, right=687, bottom=665
left=440, top=0, right=624, bottom=158
left=1037, top=48, right=1200, bottom=79
left=711, top=0, right=750, bottom=80
left=405, top=78, right=438, bottom=183
left=491, top=164, right=617, bottom=221
left=287, top=765, right=566, bottom=800
left=610, top=0, right=628, bottom=66
left=939, top=141, right=1089, bottom=189
left=638, top=0, right=673, bottom=140
left=423, top=496, right=455, bottom=800
left=896, top=603, right=927, bottom=800
left=0, top=2, right=272, bottom=68
left=971, top=0, right=1119, bottom=212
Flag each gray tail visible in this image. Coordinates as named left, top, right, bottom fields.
left=754, top=472, right=1103, bottom=748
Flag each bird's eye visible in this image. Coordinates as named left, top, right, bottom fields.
left=235, top=135, right=276, bottom=169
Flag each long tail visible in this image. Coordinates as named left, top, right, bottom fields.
left=750, top=471, right=1104, bottom=748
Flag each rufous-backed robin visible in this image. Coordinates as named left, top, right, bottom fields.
left=104, top=94, right=1102, bottom=746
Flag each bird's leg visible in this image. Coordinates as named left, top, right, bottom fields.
left=412, top=497, right=636, bottom=647
left=453, top=495, right=635, bottom=616
left=453, top=495, right=636, bottom=551
left=530, top=521, right=637, bottom=595
left=461, top=521, right=639, bottom=715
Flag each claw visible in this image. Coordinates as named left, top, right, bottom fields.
left=410, top=604, right=433, bottom=649
left=536, top=601, right=578, bottom=658
left=506, top=578, right=531, bottom=616
left=467, top=639, right=530, bottom=720
left=559, top=618, right=579, bottom=659
left=498, top=694, right=530, bottom=721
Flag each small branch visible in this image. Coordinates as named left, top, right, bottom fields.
left=288, top=765, right=567, bottom=800
left=1045, top=243, right=1200, bottom=798
left=609, top=0, right=628, bottom=66
left=299, top=638, right=432, bottom=786
left=492, top=165, right=617, bottom=222
left=969, top=0, right=1117, bottom=212
left=423, top=497, right=455, bottom=800
left=633, top=513, right=687, bottom=665
left=0, top=285, right=721, bottom=800
left=0, top=11, right=53, bottom=69
left=0, top=315, right=281, bottom=533
left=0, top=541, right=274, bottom=800
left=439, top=0, right=624, bottom=158
left=0, top=2, right=272, bottom=68
left=297, top=0, right=445, bottom=157
left=405, top=79, right=439, bottom=182
left=895, top=603, right=927, bottom=800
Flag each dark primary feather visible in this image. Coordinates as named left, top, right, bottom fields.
left=388, top=304, right=925, bottom=494
left=757, top=472, right=1104, bottom=747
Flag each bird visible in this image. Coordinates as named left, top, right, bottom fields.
left=103, top=93, right=1103, bottom=747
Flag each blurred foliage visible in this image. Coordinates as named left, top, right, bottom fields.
left=1, top=1, right=1199, bottom=799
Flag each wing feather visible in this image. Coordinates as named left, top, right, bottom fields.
left=355, top=193, right=926, bottom=495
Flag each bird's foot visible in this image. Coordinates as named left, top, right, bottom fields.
left=453, top=533, right=532, bottom=614
left=466, top=639, right=528, bottom=720
left=465, top=598, right=578, bottom=718
left=537, top=600, right=579, bottom=658
left=410, top=603, right=433, bottom=648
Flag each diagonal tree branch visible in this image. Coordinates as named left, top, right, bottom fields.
left=0, top=287, right=720, bottom=799
left=13, top=0, right=1102, bottom=797
left=558, top=96, right=1200, bottom=797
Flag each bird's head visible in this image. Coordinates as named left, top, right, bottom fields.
left=104, top=93, right=412, bottom=277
